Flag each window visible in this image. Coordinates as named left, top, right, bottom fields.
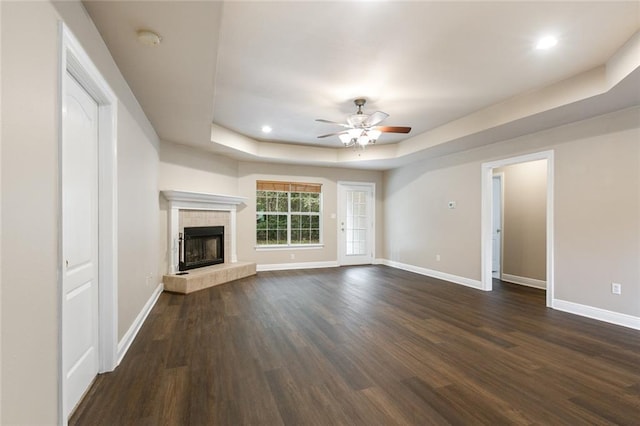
left=256, top=181, right=322, bottom=246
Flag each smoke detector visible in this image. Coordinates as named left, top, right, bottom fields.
left=136, top=29, right=162, bottom=46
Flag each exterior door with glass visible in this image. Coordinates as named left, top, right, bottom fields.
left=338, top=182, right=375, bottom=265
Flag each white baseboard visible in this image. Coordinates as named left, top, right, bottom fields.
left=502, top=273, right=547, bottom=289
left=380, top=262, right=637, bottom=330
left=552, top=299, right=640, bottom=330
left=257, top=261, right=339, bottom=272
left=116, top=282, right=164, bottom=365
left=379, top=259, right=483, bottom=290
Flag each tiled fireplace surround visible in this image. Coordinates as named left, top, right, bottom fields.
left=161, top=190, right=256, bottom=293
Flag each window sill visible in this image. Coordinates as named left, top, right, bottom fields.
left=255, top=244, right=324, bottom=251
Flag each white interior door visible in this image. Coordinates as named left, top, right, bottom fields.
left=62, top=71, right=100, bottom=418
left=492, top=174, right=502, bottom=278
left=338, top=182, right=374, bottom=265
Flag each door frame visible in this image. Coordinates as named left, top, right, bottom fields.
left=337, top=181, right=376, bottom=265
left=59, top=23, right=118, bottom=421
left=481, top=150, right=554, bottom=307
left=491, top=173, right=504, bottom=279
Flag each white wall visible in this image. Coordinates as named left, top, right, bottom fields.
left=384, top=107, right=640, bottom=318
left=1, top=1, right=160, bottom=423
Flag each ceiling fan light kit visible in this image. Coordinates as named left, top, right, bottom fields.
left=316, top=98, right=411, bottom=148
left=338, top=129, right=382, bottom=147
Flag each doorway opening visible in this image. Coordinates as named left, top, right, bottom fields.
left=481, top=151, right=554, bottom=307
left=491, top=173, right=503, bottom=279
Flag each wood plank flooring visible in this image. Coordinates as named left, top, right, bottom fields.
left=70, top=265, right=640, bottom=425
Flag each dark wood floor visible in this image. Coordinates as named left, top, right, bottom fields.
left=71, top=266, right=640, bottom=425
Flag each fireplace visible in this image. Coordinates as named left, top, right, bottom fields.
left=179, top=226, right=224, bottom=271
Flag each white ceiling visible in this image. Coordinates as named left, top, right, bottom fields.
left=83, top=1, right=640, bottom=168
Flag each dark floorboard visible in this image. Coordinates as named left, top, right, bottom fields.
left=70, top=265, right=640, bottom=425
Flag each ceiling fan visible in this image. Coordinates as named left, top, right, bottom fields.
left=316, top=98, right=411, bottom=147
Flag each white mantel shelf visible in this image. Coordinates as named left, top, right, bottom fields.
left=162, top=190, right=247, bottom=274
left=162, top=190, right=247, bottom=208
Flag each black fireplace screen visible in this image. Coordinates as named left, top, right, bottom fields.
left=179, top=226, right=224, bottom=271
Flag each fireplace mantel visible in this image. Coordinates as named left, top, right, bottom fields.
left=162, top=190, right=247, bottom=274
left=162, top=190, right=246, bottom=209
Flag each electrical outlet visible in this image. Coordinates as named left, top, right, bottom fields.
left=611, top=283, right=622, bottom=295
left=448, top=201, right=456, bottom=209
left=436, top=254, right=441, bottom=261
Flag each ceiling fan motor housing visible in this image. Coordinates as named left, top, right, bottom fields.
left=349, top=98, right=368, bottom=126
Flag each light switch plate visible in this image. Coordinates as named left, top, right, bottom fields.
left=612, top=283, right=622, bottom=295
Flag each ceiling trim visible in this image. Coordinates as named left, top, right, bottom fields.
left=210, top=31, right=639, bottom=170
left=211, top=32, right=640, bottom=170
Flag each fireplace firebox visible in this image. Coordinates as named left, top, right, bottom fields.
left=179, top=226, right=224, bottom=271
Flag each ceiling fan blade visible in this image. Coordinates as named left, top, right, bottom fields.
left=364, top=111, right=389, bottom=127
left=375, top=126, right=412, bottom=134
left=317, top=131, right=347, bottom=139
left=316, top=119, right=351, bottom=128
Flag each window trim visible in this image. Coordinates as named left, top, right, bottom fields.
left=255, top=243, right=325, bottom=251
left=256, top=181, right=323, bottom=247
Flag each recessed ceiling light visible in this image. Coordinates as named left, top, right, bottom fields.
left=261, top=125, right=272, bottom=134
left=137, top=29, right=162, bottom=46
left=536, top=36, right=558, bottom=50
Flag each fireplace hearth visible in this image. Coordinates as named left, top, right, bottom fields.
left=179, top=226, right=224, bottom=271
left=162, top=191, right=256, bottom=292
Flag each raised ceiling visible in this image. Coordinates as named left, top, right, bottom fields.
left=83, top=1, right=640, bottom=169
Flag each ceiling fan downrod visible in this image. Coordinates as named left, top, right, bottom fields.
left=354, top=98, right=366, bottom=115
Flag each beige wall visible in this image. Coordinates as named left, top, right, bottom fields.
left=237, top=162, right=384, bottom=265
left=1, top=2, right=635, bottom=425
left=158, top=141, right=385, bottom=269
left=158, top=141, right=239, bottom=274
left=51, top=0, right=161, bottom=345
left=0, top=0, right=3, bottom=419
left=1, top=2, right=60, bottom=422
left=1, top=1, right=160, bottom=423
left=115, top=115, right=160, bottom=339
left=554, top=122, right=639, bottom=313
left=384, top=161, right=481, bottom=279
left=158, top=142, right=384, bottom=269
left=495, top=160, right=547, bottom=282
left=159, top=140, right=238, bottom=194
left=384, top=106, right=640, bottom=317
